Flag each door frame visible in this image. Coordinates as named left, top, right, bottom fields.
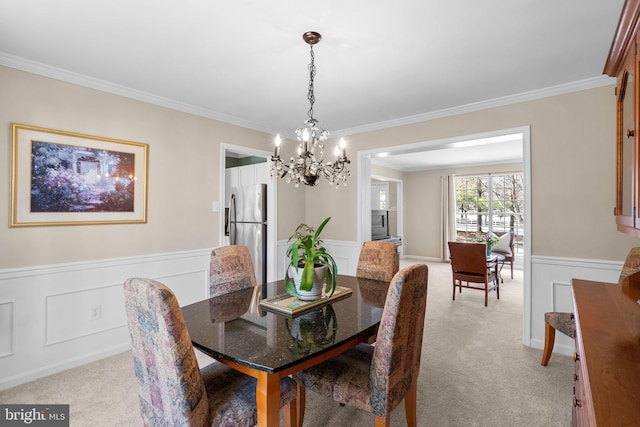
left=357, top=125, right=532, bottom=346
left=220, top=143, right=277, bottom=283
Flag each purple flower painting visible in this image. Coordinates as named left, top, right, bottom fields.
left=30, top=141, right=135, bottom=213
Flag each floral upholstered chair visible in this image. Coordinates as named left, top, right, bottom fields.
left=356, top=241, right=399, bottom=282
left=294, top=264, right=428, bottom=427
left=123, top=278, right=297, bottom=426
left=209, top=245, right=257, bottom=297
left=541, top=247, right=640, bottom=366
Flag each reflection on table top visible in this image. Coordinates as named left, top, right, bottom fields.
left=182, top=275, right=389, bottom=374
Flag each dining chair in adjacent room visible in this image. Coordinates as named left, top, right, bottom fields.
left=124, top=277, right=297, bottom=427
left=541, top=247, right=640, bottom=366
left=209, top=245, right=257, bottom=297
left=448, top=241, right=499, bottom=307
left=294, top=263, right=429, bottom=427
left=356, top=240, right=399, bottom=282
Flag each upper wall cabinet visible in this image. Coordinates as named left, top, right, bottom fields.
left=605, top=0, right=640, bottom=237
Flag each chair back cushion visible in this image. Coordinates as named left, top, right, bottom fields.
left=370, top=264, right=428, bottom=416
left=448, top=241, right=488, bottom=276
left=492, top=232, right=514, bottom=257
left=209, top=245, right=258, bottom=297
left=356, top=241, right=399, bottom=282
left=124, top=278, right=209, bottom=426
left=619, top=247, right=640, bottom=284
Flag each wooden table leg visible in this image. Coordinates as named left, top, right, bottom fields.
left=256, top=371, right=281, bottom=427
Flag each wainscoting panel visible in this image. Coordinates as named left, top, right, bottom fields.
left=530, top=255, right=623, bottom=356
left=0, top=249, right=211, bottom=391
left=45, top=284, right=127, bottom=346
left=0, top=301, right=14, bottom=358
left=276, top=239, right=361, bottom=280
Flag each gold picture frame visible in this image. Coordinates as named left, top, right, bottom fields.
left=11, top=123, right=148, bottom=226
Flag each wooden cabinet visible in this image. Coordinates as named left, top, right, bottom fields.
left=571, top=279, right=640, bottom=426
left=605, top=0, right=640, bottom=236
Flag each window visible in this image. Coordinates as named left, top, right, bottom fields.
left=455, top=173, right=524, bottom=253
left=371, top=182, right=388, bottom=210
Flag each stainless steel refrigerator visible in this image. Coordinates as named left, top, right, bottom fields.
left=228, top=184, right=267, bottom=285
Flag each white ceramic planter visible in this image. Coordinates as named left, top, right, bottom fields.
left=288, top=264, right=327, bottom=301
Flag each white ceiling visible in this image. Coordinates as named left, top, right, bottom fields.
left=0, top=0, right=625, bottom=170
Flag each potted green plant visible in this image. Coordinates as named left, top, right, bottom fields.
left=285, top=216, right=338, bottom=300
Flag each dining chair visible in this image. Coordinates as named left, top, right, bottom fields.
left=356, top=240, right=399, bottom=282
left=448, top=241, right=499, bottom=307
left=356, top=240, right=400, bottom=344
left=209, top=245, right=257, bottom=297
left=541, top=246, right=640, bottom=366
left=491, top=231, right=515, bottom=279
left=124, top=277, right=297, bottom=427
left=294, top=263, right=429, bottom=427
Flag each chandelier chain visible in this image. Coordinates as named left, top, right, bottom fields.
left=307, top=46, right=316, bottom=121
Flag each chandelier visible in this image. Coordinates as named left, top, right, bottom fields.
left=271, top=31, right=350, bottom=187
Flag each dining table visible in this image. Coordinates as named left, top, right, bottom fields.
left=181, top=274, right=390, bottom=427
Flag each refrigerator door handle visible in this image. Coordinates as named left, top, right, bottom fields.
left=229, top=193, right=237, bottom=245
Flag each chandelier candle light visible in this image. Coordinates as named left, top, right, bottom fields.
left=271, top=31, right=351, bottom=187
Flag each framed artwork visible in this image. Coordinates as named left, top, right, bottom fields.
left=10, top=123, right=148, bottom=226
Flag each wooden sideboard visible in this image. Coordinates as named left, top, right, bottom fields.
left=571, top=279, right=640, bottom=425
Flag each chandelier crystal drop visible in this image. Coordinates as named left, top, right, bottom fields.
left=270, top=31, right=351, bottom=187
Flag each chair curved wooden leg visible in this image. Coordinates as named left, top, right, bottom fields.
left=452, top=280, right=456, bottom=301
left=404, top=379, right=418, bottom=427
left=541, top=321, right=556, bottom=366
left=296, top=383, right=306, bottom=427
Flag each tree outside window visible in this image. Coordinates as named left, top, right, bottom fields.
left=455, top=174, right=524, bottom=252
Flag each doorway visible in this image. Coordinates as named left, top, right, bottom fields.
left=220, top=143, right=277, bottom=283
left=357, top=126, right=532, bottom=345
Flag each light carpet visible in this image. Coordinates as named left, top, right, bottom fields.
left=0, top=260, right=573, bottom=426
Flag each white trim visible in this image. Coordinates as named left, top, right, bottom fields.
left=531, top=255, right=624, bottom=270
left=0, top=343, right=131, bottom=391
left=337, top=76, right=615, bottom=137
left=0, top=249, right=210, bottom=280
left=0, top=52, right=614, bottom=139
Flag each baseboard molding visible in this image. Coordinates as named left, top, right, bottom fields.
left=0, top=342, right=132, bottom=391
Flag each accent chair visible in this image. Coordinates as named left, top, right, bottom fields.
left=293, top=264, right=429, bottom=427
left=209, top=245, right=257, bottom=297
left=448, top=241, right=499, bottom=307
left=356, top=240, right=399, bottom=282
left=123, top=277, right=297, bottom=426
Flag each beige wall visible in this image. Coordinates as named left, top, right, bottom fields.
left=312, top=85, right=640, bottom=261
left=0, top=66, right=279, bottom=268
left=3, top=64, right=639, bottom=269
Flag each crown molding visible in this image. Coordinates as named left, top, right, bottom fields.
left=0, top=52, right=276, bottom=134
left=1, top=52, right=615, bottom=137
left=335, top=76, right=616, bottom=137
